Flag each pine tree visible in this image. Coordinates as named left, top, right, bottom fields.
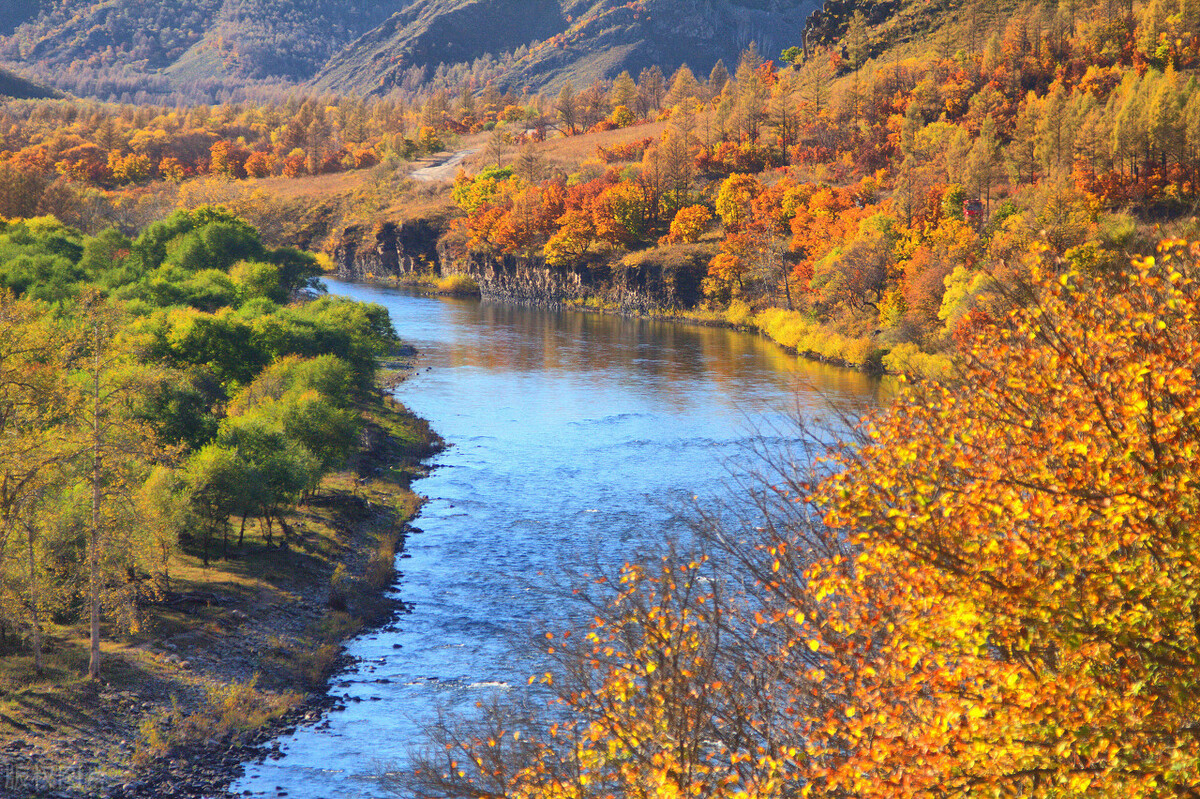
left=1147, top=66, right=1184, bottom=167
left=733, top=48, right=768, bottom=142
left=665, top=65, right=701, bottom=108
left=1111, top=72, right=1148, bottom=175
left=707, top=60, right=729, bottom=98
left=1183, top=82, right=1200, bottom=195
left=1072, top=95, right=1109, bottom=178
left=966, top=117, right=1003, bottom=212
left=610, top=71, right=637, bottom=111
left=1035, top=81, right=1073, bottom=176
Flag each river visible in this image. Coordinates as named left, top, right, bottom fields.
left=234, top=281, right=888, bottom=798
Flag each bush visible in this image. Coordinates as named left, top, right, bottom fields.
left=724, top=299, right=753, bottom=326
left=881, top=341, right=952, bottom=378
left=754, top=307, right=882, bottom=367
left=434, top=273, right=480, bottom=295
left=134, top=676, right=301, bottom=765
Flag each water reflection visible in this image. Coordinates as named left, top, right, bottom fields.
left=389, top=293, right=891, bottom=412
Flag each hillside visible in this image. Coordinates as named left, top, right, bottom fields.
left=313, top=0, right=820, bottom=95
left=0, top=65, right=61, bottom=99
left=0, top=0, right=397, bottom=100
left=0, top=0, right=821, bottom=101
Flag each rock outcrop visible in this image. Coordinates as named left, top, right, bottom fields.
left=333, top=219, right=442, bottom=279
left=437, top=243, right=710, bottom=312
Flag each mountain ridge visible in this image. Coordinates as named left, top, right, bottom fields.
left=0, top=0, right=822, bottom=101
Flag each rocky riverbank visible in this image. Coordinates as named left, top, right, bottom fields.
left=0, top=358, right=442, bottom=799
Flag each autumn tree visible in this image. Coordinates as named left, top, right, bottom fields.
left=808, top=242, right=1200, bottom=797
left=610, top=71, right=637, bottom=112
left=71, top=292, right=164, bottom=679
left=714, top=173, right=761, bottom=231
left=661, top=205, right=712, bottom=244
left=665, top=64, right=701, bottom=108
left=556, top=83, right=579, bottom=135
left=0, top=293, right=70, bottom=671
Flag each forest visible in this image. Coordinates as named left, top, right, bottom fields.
left=6, top=0, right=1200, bottom=374
left=0, top=206, right=402, bottom=682
left=2, top=0, right=1200, bottom=794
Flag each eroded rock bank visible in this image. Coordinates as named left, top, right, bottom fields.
left=333, top=220, right=442, bottom=279
left=332, top=216, right=711, bottom=314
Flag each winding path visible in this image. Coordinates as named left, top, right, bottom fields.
left=409, top=147, right=479, bottom=182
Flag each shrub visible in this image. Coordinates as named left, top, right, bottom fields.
left=434, top=273, right=480, bottom=295
left=134, top=676, right=301, bottom=765
left=881, top=341, right=953, bottom=378
left=724, top=299, right=753, bottom=326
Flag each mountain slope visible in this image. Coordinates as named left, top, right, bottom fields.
left=310, top=0, right=567, bottom=94
left=0, top=0, right=398, bottom=98
left=0, top=0, right=821, bottom=100
left=0, top=65, right=62, bottom=99
left=314, top=0, right=819, bottom=93
left=513, top=0, right=818, bottom=90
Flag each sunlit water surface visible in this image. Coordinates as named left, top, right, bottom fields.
left=234, top=282, right=888, bottom=798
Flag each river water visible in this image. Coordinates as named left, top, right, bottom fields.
left=234, top=281, right=888, bottom=798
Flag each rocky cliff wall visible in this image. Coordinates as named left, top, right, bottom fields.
left=333, top=219, right=441, bottom=279
left=332, top=216, right=709, bottom=314
left=438, top=244, right=709, bottom=313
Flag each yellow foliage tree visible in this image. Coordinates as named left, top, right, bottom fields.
left=408, top=240, right=1200, bottom=799
left=660, top=204, right=713, bottom=244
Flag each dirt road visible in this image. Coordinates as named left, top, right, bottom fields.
left=409, top=147, right=478, bottom=182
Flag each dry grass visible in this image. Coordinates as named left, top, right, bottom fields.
left=538, top=121, right=669, bottom=163
left=249, top=170, right=372, bottom=201
left=433, top=273, right=480, bottom=295
left=373, top=181, right=455, bottom=220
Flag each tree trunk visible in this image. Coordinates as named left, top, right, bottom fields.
left=25, top=522, right=41, bottom=674
left=781, top=258, right=794, bottom=311
left=89, top=380, right=102, bottom=681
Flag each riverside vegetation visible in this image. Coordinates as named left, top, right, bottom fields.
left=0, top=206, right=441, bottom=796
left=7, top=0, right=1200, bottom=375
left=3, top=0, right=1200, bottom=795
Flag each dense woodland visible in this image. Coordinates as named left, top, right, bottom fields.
left=445, top=0, right=1200, bottom=373
left=3, top=0, right=1200, bottom=794
left=0, top=207, right=399, bottom=680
